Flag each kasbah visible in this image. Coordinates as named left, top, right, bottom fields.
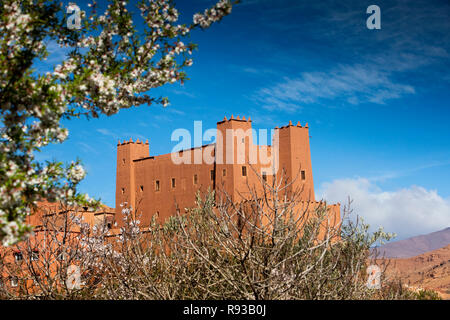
left=0, top=116, right=340, bottom=291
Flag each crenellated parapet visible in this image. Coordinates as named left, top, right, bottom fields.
left=217, top=115, right=252, bottom=124
left=276, top=120, right=309, bottom=130
left=117, top=138, right=149, bottom=146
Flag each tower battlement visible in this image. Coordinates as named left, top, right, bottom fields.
left=117, top=138, right=149, bottom=146
left=217, top=115, right=252, bottom=124
left=277, top=121, right=309, bottom=130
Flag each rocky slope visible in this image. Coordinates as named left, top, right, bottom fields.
left=381, top=244, right=450, bottom=299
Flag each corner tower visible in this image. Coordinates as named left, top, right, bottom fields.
left=277, top=121, right=315, bottom=201
left=115, top=139, right=150, bottom=213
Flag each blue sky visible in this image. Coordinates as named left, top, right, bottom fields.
left=37, top=0, right=450, bottom=241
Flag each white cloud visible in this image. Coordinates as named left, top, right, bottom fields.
left=96, top=128, right=146, bottom=142
left=96, top=128, right=116, bottom=137
left=254, top=64, right=415, bottom=111
left=170, top=89, right=196, bottom=99
left=77, top=142, right=99, bottom=155
left=319, top=178, right=450, bottom=240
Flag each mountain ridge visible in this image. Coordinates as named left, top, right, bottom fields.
left=374, top=227, right=450, bottom=258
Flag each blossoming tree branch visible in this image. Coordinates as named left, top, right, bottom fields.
left=0, top=0, right=235, bottom=245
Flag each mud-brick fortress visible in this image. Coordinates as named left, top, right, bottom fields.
left=115, top=116, right=340, bottom=227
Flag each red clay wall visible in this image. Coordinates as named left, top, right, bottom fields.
left=115, top=117, right=337, bottom=228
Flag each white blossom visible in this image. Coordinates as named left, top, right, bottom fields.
left=69, top=165, right=86, bottom=183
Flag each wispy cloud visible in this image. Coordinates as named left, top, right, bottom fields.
left=166, top=107, right=186, bottom=116
left=228, top=64, right=279, bottom=76
left=367, top=161, right=450, bottom=183
left=96, top=128, right=116, bottom=138
left=96, top=128, right=147, bottom=142
left=170, top=88, right=196, bottom=99
left=240, top=0, right=448, bottom=111
left=253, top=63, right=415, bottom=111
left=77, top=142, right=99, bottom=155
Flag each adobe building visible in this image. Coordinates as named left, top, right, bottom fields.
left=0, top=202, right=115, bottom=294
left=115, top=116, right=340, bottom=228
left=0, top=116, right=340, bottom=295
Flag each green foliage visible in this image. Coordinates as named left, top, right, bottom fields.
left=412, top=288, right=442, bottom=300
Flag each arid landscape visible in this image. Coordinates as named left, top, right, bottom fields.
left=376, top=228, right=450, bottom=299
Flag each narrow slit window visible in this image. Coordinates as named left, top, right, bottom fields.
left=262, top=172, right=267, bottom=182
left=121, top=188, right=125, bottom=194
left=140, top=185, right=144, bottom=192
left=193, top=174, right=198, bottom=185
left=210, top=170, right=215, bottom=181
left=155, top=180, right=160, bottom=191
left=223, top=169, right=226, bottom=177
left=171, top=178, right=176, bottom=188
left=301, top=170, right=306, bottom=180
left=242, top=166, right=247, bottom=177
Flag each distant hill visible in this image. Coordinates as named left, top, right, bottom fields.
left=374, top=227, right=450, bottom=258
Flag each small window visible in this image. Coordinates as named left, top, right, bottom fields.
left=223, top=169, right=226, bottom=177
left=210, top=170, right=214, bottom=181
left=121, top=188, right=125, bottom=194
left=193, top=174, right=198, bottom=185
left=140, top=185, right=144, bottom=192
left=242, top=166, right=247, bottom=177
left=122, top=158, right=125, bottom=164
left=11, top=277, right=18, bottom=288
left=14, top=252, right=23, bottom=262
left=171, top=178, right=176, bottom=188
left=107, top=222, right=112, bottom=229
left=155, top=180, right=160, bottom=191
left=262, top=172, right=267, bottom=182
left=301, top=170, right=306, bottom=180
left=241, top=138, right=245, bottom=143
left=31, top=250, right=39, bottom=261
